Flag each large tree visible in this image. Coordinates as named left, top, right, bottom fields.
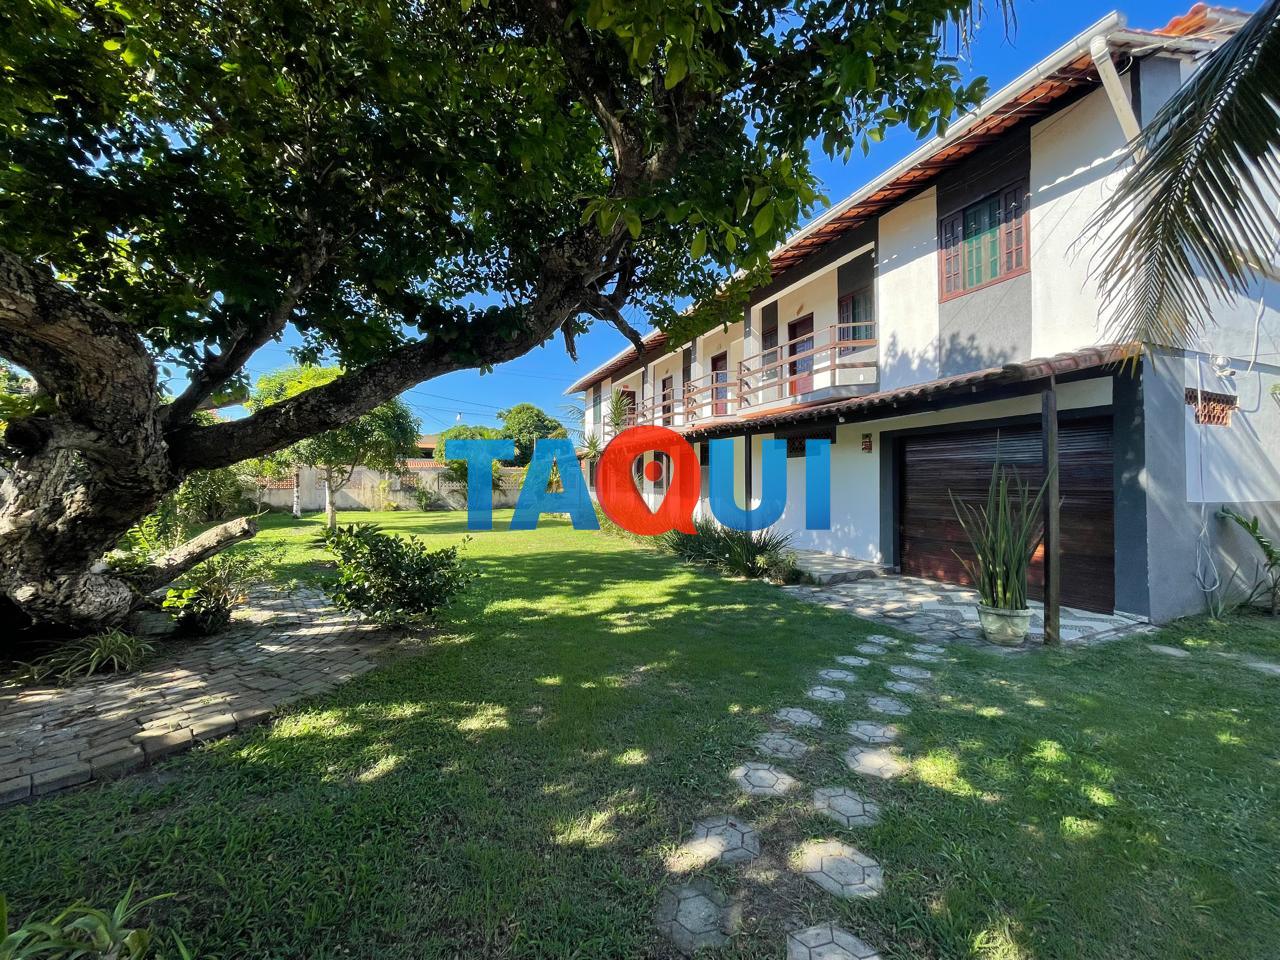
left=0, top=0, right=1007, bottom=630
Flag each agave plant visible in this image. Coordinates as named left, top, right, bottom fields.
left=950, top=464, right=1050, bottom=611
left=1094, top=1, right=1280, bottom=349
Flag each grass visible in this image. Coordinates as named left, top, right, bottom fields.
left=2, top=510, right=1278, bottom=959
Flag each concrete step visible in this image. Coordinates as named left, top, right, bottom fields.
left=791, top=550, right=890, bottom=586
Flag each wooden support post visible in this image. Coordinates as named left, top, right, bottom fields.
left=1041, top=376, right=1061, bottom=645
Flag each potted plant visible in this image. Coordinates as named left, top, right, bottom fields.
left=950, top=464, right=1051, bottom=646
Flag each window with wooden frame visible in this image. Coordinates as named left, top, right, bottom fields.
left=837, top=287, right=875, bottom=356
left=939, top=181, right=1029, bottom=301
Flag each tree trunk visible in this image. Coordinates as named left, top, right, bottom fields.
left=324, top=471, right=337, bottom=531
left=291, top=467, right=301, bottom=518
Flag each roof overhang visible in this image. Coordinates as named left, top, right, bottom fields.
left=766, top=9, right=1225, bottom=274
left=682, top=344, right=1136, bottom=439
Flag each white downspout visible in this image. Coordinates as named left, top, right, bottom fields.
left=1089, top=35, right=1143, bottom=144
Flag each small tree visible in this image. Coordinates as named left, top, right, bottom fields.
left=435, top=424, right=506, bottom=497
left=497, top=403, right=566, bottom=467
left=242, top=450, right=295, bottom=513
left=251, top=368, right=418, bottom=530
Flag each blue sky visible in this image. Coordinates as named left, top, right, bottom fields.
left=238, top=1, right=1248, bottom=435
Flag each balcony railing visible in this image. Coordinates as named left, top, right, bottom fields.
left=591, top=322, right=877, bottom=433
left=738, top=323, right=875, bottom=409
left=684, top=370, right=734, bottom=423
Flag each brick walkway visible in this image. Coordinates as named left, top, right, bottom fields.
left=1, top=589, right=405, bottom=806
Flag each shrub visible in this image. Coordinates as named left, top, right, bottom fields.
left=322, top=524, right=474, bottom=626
left=765, top=550, right=806, bottom=585
left=0, top=885, right=177, bottom=959
left=658, top=519, right=794, bottom=579
left=20, top=629, right=155, bottom=685
left=716, top=526, right=795, bottom=578
left=162, top=547, right=282, bottom=636
left=413, top=486, right=448, bottom=512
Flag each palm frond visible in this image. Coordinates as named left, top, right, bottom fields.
left=1092, top=0, right=1280, bottom=350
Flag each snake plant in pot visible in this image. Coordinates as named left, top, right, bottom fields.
left=950, top=464, right=1052, bottom=646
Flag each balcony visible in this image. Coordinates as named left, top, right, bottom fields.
left=738, top=322, right=876, bottom=410
left=599, top=388, right=685, bottom=437
left=683, top=371, right=736, bottom=424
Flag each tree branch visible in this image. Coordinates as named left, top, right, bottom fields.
left=163, top=239, right=329, bottom=426
left=131, top=515, right=259, bottom=594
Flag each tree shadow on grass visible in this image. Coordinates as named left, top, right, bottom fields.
left=4, top=534, right=1278, bottom=960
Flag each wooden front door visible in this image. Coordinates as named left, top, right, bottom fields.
left=787, top=316, right=814, bottom=396
left=661, top=375, right=674, bottom=425
left=897, top=418, right=1115, bottom=613
left=710, top=352, right=729, bottom=417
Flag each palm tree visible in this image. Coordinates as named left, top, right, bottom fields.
left=1095, top=1, right=1280, bottom=350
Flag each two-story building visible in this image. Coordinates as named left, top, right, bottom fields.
left=567, top=4, right=1280, bottom=624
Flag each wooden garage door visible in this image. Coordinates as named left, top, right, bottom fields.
left=898, top=418, right=1115, bottom=613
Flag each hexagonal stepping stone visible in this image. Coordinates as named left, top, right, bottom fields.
left=865, top=635, right=900, bottom=646
left=813, top=786, right=881, bottom=827
left=791, top=840, right=883, bottom=899
left=730, top=761, right=799, bottom=798
left=817, top=668, right=858, bottom=683
left=889, top=664, right=933, bottom=681
left=756, top=730, right=810, bottom=761
left=836, top=655, right=870, bottom=667
left=910, top=642, right=946, bottom=654
left=656, top=878, right=738, bottom=955
left=844, top=745, right=907, bottom=780
left=847, top=720, right=899, bottom=745
left=806, top=685, right=846, bottom=703
left=884, top=680, right=923, bottom=695
left=774, top=707, right=823, bottom=729
left=1147, top=643, right=1190, bottom=659
left=668, top=815, right=761, bottom=870
left=904, top=651, right=942, bottom=663
left=854, top=644, right=886, bottom=655
left=867, top=695, right=911, bottom=716
left=787, top=923, right=883, bottom=960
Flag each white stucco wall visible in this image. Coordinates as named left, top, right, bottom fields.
left=1028, top=83, right=1131, bottom=358
left=1182, top=353, right=1280, bottom=504
left=876, top=187, right=940, bottom=389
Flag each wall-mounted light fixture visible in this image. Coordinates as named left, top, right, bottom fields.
left=861, top=433, right=873, bottom=453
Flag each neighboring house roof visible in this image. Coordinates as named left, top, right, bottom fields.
left=416, top=434, right=437, bottom=450
left=683, top=344, right=1136, bottom=439
left=563, top=4, right=1235, bottom=397
left=404, top=458, right=445, bottom=469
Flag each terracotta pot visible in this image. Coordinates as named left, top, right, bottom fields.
left=977, top=604, right=1032, bottom=646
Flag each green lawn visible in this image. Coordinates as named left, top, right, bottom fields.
left=3, top=511, right=1278, bottom=959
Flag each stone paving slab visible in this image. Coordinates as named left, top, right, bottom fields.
left=791, top=840, right=883, bottom=899
left=0, top=588, right=405, bottom=806
left=782, top=574, right=1148, bottom=649
left=787, top=923, right=882, bottom=960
